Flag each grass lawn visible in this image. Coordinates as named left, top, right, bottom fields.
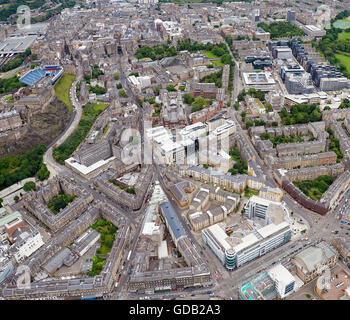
left=202, top=50, right=219, bottom=59
left=212, top=59, right=224, bottom=67
left=338, top=32, right=350, bottom=40
left=244, top=188, right=258, bottom=198
left=93, top=103, right=109, bottom=113
left=47, top=192, right=76, bottom=214
left=294, top=175, right=335, bottom=201
left=88, top=219, right=118, bottom=276
left=335, top=53, right=350, bottom=74
left=54, top=73, right=75, bottom=116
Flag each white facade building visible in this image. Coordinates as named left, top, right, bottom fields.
left=12, top=231, right=44, bottom=263
left=244, top=195, right=289, bottom=221
left=268, top=264, right=295, bottom=299
left=202, top=218, right=291, bottom=270
left=211, top=120, right=236, bottom=141
left=127, top=75, right=152, bottom=93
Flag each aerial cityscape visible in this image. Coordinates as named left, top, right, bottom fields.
left=0, top=0, right=350, bottom=305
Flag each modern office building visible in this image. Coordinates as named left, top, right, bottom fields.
left=284, top=72, right=314, bottom=95
left=202, top=215, right=291, bottom=270
left=244, top=195, right=289, bottom=222
left=268, top=264, right=295, bottom=299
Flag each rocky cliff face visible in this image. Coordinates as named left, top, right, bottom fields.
left=0, top=97, right=70, bottom=156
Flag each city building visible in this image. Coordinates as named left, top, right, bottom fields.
left=268, top=264, right=295, bottom=299
left=158, top=201, right=186, bottom=247
left=70, top=228, right=100, bottom=257
left=202, top=204, right=291, bottom=271
left=292, top=242, right=338, bottom=283
left=259, top=187, right=283, bottom=202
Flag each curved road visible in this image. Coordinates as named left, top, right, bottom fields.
left=43, top=65, right=83, bottom=177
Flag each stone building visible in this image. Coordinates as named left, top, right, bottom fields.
left=292, top=241, right=338, bottom=283
left=0, top=111, right=23, bottom=133
left=22, top=176, right=94, bottom=232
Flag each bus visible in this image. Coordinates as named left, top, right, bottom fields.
left=336, top=282, right=344, bottom=288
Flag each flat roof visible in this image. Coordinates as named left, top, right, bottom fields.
left=268, top=264, right=295, bottom=285
left=242, top=71, right=276, bottom=85
left=305, top=25, right=321, bottom=31
left=257, top=221, right=289, bottom=239
left=0, top=211, right=22, bottom=227
left=0, top=36, right=36, bottom=54
left=249, top=195, right=280, bottom=207
left=65, top=156, right=116, bottom=175
left=205, top=224, right=231, bottom=251
left=234, top=233, right=259, bottom=253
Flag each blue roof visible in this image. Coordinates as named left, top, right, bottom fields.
left=160, top=202, right=186, bottom=240
left=20, top=69, right=46, bottom=86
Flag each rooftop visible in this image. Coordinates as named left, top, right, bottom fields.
left=159, top=201, right=186, bottom=241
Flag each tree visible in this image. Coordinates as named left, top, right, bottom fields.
left=105, top=238, right=114, bottom=248
left=237, top=90, right=246, bottom=102
left=226, top=36, right=233, bottom=47
left=245, top=120, right=253, bottom=128
left=116, top=83, right=122, bottom=89
left=257, top=21, right=305, bottom=38
left=221, top=53, right=232, bottom=65
left=23, top=181, right=36, bottom=192
left=192, top=96, right=207, bottom=108
left=89, top=84, right=106, bottom=95
left=183, top=93, right=194, bottom=104
left=166, top=84, right=176, bottom=92
left=265, top=103, right=273, bottom=112
left=14, top=195, right=19, bottom=203
left=113, top=73, right=120, bottom=80
left=261, top=132, right=270, bottom=140
left=118, top=89, right=128, bottom=98
left=84, top=74, right=91, bottom=83
left=154, top=86, right=160, bottom=95
left=254, top=119, right=266, bottom=126
left=212, top=46, right=226, bottom=57
left=37, top=164, right=50, bottom=181
left=91, top=65, right=104, bottom=78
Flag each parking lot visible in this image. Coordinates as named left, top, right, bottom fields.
left=317, top=267, right=350, bottom=300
